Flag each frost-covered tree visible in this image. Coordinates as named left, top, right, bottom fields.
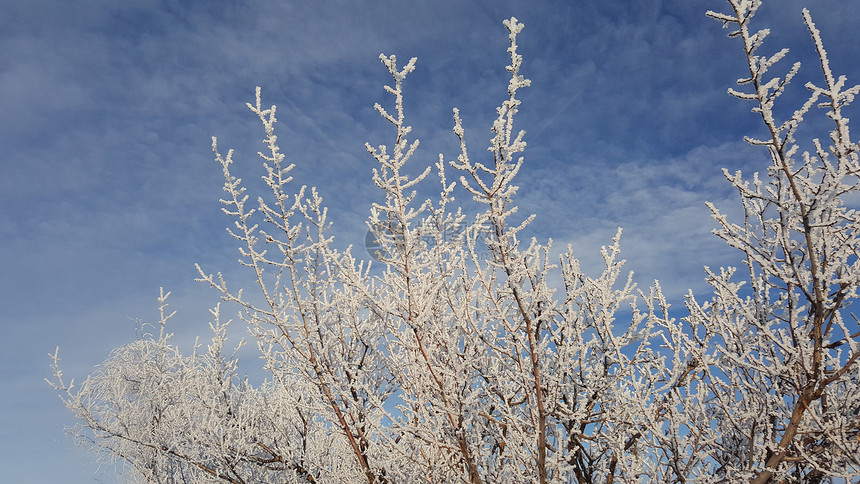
left=50, top=2, right=859, bottom=482
left=655, top=2, right=860, bottom=482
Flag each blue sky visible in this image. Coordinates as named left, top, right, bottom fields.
left=2, top=0, right=859, bottom=481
